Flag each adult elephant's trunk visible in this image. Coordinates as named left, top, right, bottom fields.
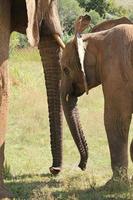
left=62, top=92, right=88, bottom=170
left=39, top=33, right=62, bottom=175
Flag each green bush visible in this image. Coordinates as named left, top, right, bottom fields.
left=59, top=0, right=85, bottom=34
left=77, top=0, right=110, bottom=18
left=128, top=11, right=133, bottom=21
left=62, top=34, right=73, bottom=43
left=107, top=0, right=128, bottom=17
left=88, top=10, right=103, bottom=25
left=77, top=0, right=129, bottom=19
left=18, top=34, right=29, bottom=48
left=10, top=32, right=20, bottom=54
left=10, top=32, right=29, bottom=54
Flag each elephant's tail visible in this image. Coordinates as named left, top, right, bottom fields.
left=130, top=139, right=133, bottom=162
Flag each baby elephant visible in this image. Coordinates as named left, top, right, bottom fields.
left=61, top=15, right=133, bottom=184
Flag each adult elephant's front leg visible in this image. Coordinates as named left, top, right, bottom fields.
left=104, top=89, right=132, bottom=182
left=39, top=35, right=62, bottom=175
left=0, top=65, right=11, bottom=198
left=0, top=0, right=12, bottom=198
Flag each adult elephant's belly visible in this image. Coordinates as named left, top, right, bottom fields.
left=11, top=0, right=28, bottom=34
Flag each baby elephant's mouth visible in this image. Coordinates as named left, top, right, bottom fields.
left=70, top=82, right=85, bottom=97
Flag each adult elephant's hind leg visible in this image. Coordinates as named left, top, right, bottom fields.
left=0, top=66, right=12, bottom=198
left=104, top=89, right=132, bottom=183
left=0, top=0, right=12, bottom=198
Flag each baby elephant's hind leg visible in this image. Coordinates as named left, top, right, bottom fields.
left=104, top=89, right=132, bottom=183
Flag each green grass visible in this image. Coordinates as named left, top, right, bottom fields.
left=5, top=48, right=133, bottom=199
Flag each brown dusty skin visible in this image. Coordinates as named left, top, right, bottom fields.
left=39, top=26, right=63, bottom=172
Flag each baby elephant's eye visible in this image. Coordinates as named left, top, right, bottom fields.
left=63, top=67, right=70, bottom=75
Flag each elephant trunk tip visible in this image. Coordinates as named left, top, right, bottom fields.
left=49, top=166, right=62, bottom=175
left=78, top=158, right=88, bottom=171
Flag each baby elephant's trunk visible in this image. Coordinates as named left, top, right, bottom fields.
left=61, top=94, right=88, bottom=170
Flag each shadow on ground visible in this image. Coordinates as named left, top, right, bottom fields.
left=6, top=173, right=52, bottom=199
left=6, top=174, right=133, bottom=200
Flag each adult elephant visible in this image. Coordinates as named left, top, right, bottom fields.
left=61, top=15, right=133, bottom=184
left=0, top=0, right=65, bottom=198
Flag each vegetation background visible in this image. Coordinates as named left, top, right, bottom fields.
left=7, top=0, right=133, bottom=199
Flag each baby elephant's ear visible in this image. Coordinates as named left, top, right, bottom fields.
left=74, top=15, right=91, bottom=35
left=74, top=15, right=91, bottom=95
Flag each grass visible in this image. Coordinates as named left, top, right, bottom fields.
left=4, top=48, right=133, bottom=199
left=116, top=0, right=133, bottom=8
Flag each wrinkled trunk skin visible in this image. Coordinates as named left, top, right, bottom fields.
left=62, top=93, right=88, bottom=170
left=39, top=28, right=62, bottom=174
left=0, top=0, right=13, bottom=198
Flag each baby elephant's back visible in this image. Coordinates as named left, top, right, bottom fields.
left=116, top=25, right=133, bottom=89
left=105, top=24, right=133, bottom=60
left=104, top=24, right=133, bottom=89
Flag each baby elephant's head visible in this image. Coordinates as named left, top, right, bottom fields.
left=61, top=15, right=91, bottom=99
